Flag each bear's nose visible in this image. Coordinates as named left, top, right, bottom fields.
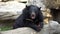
left=32, top=14, right=35, bottom=17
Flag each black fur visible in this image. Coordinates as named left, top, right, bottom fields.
left=13, top=5, right=44, bottom=32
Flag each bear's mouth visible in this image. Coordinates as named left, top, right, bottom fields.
left=31, top=14, right=36, bottom=19
left=32, top=14, right=35, bottom=17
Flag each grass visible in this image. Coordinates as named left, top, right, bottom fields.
left=0, top=20, right=15, bottom=31
left=0, top=26, right=13, bottom=31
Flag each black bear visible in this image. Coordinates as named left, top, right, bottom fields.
left=13, top=5, right=44, bottom=32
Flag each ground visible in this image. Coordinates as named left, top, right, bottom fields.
left=0, top=20, right=14, bottom=31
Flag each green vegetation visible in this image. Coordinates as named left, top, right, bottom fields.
left=0, top=26, right=12, bottom=31
left=0, top=20, right=15, bottom=31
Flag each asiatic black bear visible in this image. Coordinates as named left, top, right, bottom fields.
left=13, top=5, right=44, bottom=32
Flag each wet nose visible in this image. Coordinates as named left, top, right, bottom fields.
left=32, top=14, right=35, bottom=17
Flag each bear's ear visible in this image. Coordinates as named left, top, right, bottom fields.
left=39, top=7, right=41, bottom=10
left=26, top=5, right=28, bottom=7
left=40, top=7, right=41, bottom=9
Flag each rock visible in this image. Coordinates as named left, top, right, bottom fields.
left=0, top=25, right=50, bottom=34
left=1, top=20, right=60, bottom=34
left=27, top=0, right=45, bottom=10
left=1, top=27, right=37, bottom=34
left=43, top=0, right=60, bottom=9
left=46, top=20, right=60, bottom=34
left=0, top=1, right=26, bottom=20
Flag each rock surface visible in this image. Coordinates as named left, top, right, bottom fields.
left=43, top=0, right=60, bottom=9
left=0, top=1, right=26, bottom=20
left=0, top=21, right=60, bottom=34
